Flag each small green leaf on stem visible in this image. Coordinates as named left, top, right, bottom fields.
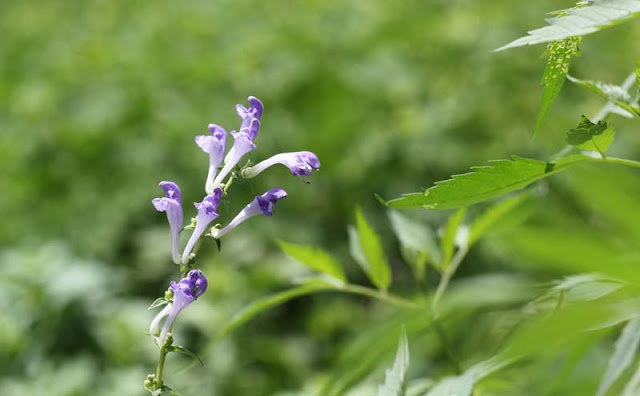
left=440, top=208, right=466, bottom=270
left=148, top=297, right=169, bottom=310
left=566, top=115, right=615, bottom=156
left=352, top=207, right=392, bottom=291
left=167, top=345, right=204, bottom=366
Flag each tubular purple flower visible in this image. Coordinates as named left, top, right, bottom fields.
left=152, top=270, right=208, bottom=343
left=152, top=181, right=183, bottom=264
left=181, top=188, right=223, bottom=264
left=213, top=118, right=260, bottom=188
left=236, top=96, right=264, bottom=130
left=243, top=151, right=320, bottom=178
left=212, top=188, right=287, bottom=239
left=196, top=124, right=227, bottom=195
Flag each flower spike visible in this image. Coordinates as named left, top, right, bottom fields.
left=181, top=188, right=223, bottom=264
left=212, top=188, right=287, bottom=239
left=152, top=181, right=184, bottom=264
left=243, top=151, right=320, bottom=178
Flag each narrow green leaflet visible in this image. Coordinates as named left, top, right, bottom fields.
left=385, top=155, right=586, bottom=209
left=568, top=75, right=640, bottom=117
left=215, top=280, right=334, bottom=341
left=468, top=193, right=532, bottom=246
left=167, top=345, right=203, bottom=366
left=622, top=361, right=640, bottom=396
left=387, top=210, right=441, bottom=280
left=597, top=318, right=640, bottom=396
left=496, top=0, right=640, bottom=51
left=277, top=240, right=346, bottom=283
left=534, top=38, right=581, bottom=136
left=148, top=297, right=169, bottom=310
left=376, top=328, right=410, bottom=396
left=353, top=207, right=391, bottom=291
left=565, top=115, right=616, bottom=155
left=440, top=208, right=466, bottom=270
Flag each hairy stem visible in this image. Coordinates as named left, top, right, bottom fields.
left=432, top=247, right=469, bottom=319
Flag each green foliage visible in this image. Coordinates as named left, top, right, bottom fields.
left=376, top=328, right=410, bottom=396
left=468, top=192, right=532, bottom=246
left=440, top=207, right=466, bottom=269
left=534, top=37, right=581, bottom=136
left=597, top=319, right=640, bottom=396
left=166, top=346, right=203, bottom=366
left=385, top=156, right=586, bottom=209
left=568, top=75, right=640, bottom=117
left=566, top=116, right=616, bottom=155
left=352, top=207, right=392, bottom=291
left=387, top=210, right=441, bottom=281
left=425, top=358, right=505, bottom=396
left=277, top=240, right=346, bottom=283
left=497, top=0, right=640, bottom=51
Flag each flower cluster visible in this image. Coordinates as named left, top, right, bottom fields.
left=146, top=96, right=319, bottom=392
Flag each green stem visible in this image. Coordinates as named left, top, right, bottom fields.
left=339, top=284, right=421, bottom=309
left=223, top=173, right=236, bottom=195
left=592, top=156, right=640, bottom=169
left=432, top=247, right=469, bottom=319
left=155, top=347, right=168, bottom=390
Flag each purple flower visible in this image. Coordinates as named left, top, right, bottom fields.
left=243, top=151, right=320, bottom=178
left=181, top=188, right=223, bottom=264
left=150, top=270, right=208, bottom=343
left=236, top=96, right=264, bottom=130
left=152, top=181, right=183, bottom=264
left=212, top=188, right=287, bottom=239
left=213, top=118, right=260, bottom=188
left=196, top=124, right=227, bottom=194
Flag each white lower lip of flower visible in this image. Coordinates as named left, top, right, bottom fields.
left=150, top=303, right=172, bottom=337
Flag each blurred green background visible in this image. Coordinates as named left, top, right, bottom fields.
left=2, top=1, right=640, bottom=395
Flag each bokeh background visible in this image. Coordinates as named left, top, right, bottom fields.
left=2, top=1, right=640, bottom=395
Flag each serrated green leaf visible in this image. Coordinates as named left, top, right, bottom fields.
left=534, top=38, right=581, bottom=136
left=353, top=207, right=391, bottom=290
left=215, top=280, right=334, bottom=341
left=167, top=345, right=203, bottom=366
left=597, top=318, right=640, bottom=396
left=277, top=240, right=346, bottom=283
left=568, top=75, right=640, bottom=117
left=496, top=0, right=640, bottom=51
left=440, top=208, right=466, bottom=270
left=468, top=193, right=532, bottom=246
left=387, top=210, right=441, bottom=280
left=376, top=328, right=410, bottom=396
left=386, top=155, right=586, bottom=209
left=566, top=115, right=615, bottom=155
left=148, top=297, right=169, bottom=310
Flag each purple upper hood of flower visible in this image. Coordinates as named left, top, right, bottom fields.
left=181, top=188, right=223, bottom=264
left=256, top=188, right=288, bottom=216
left=236, top=96, right=264, bottom=128
left=152, top=181, right=184, bottom=264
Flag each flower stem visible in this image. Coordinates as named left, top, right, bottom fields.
left=339, top=284, right=421, bottom=309
left=594, top=156, right=640, bottom=169
left=155, top=346, right=168, bottom=390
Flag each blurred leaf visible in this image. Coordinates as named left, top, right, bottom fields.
left=148, top=297, right=169, bottom=310
left=353, top=207, right=391, bottom=291
left=597, top=318, right=640, bottom=396
left=386, top=155, right=586, bottom=209
left=426, top=357, right=506, bottom=396
left=548, top=274, right=624, bottom=302
left=167, top=345, right=204, bottom=366
left=568, top=75, right=640, bottom=117
left=468, top=193, right=531, bottom=246
left=215, top=279, right=334, bottom=341
left=376, top=327, right=410, bottom=396
left=534, top=37, right=581, bottom=136
left=440, top=208, right=466, bottom=269
left=622, top=361, right=640, bottom=396
left=277, top=240, right=346, bottom=283
left=565, top=115, right=615, bottom=155
left=387, top=210, right=441, bottom=280
left=496, top=1, right=640, bottom=51
left=500, top=298, right=640, bottom=361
